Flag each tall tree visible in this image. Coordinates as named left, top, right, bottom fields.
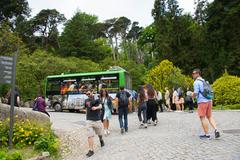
left=31, top=9, right=66, bottom=49
left=204, top=0, right=240, bottom=80
left=59, top=11, right=111, bottom=61
left=0, top=0, right=30, bottom=27
left=103, top=18, right=118, bottom=60
left=194, top=0, right=208, bottom=25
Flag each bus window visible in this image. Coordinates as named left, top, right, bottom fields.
left=99, top=75, right=119, bottom=93
left=80, top=76, right=97, bottom=94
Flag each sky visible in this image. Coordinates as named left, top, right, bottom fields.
left=28, top=0, right=211, bottom=28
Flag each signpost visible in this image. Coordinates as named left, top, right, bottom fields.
left=0, top=52, right=18, bottom=148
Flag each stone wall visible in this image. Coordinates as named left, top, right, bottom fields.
left=0, top=103, right=50, bottom=124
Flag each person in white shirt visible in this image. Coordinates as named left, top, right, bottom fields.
left=172, top=88, right=179, bottom=111
left=156, top=91, right=163, bottom=112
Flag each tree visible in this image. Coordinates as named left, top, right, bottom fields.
left=102, top=18, right=118, bottom=60
left=0, top=0, right=30, bottom=26
left=145, top=60, right=193, bottom=92
left=194, top=0, right=208, bottom=25
left=16, top=50, right=100, bottom=100
left=100, top=58, right=147, bottom=89
left=204, top=0, right=240, bottom=80
left=31, top=9, right=66, bottom=49
left=111, top=17, right=131, bottom=60
left=137, top=24, right=156, bottom=65
left=59, top=11, right=111, bottom=61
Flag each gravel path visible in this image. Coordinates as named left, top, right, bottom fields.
left=49, top=111, right=240, bottom=160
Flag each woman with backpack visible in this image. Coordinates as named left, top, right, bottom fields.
left=137, top=86, right=148, bottom=128
left=100, top=89, right=113, bottom=135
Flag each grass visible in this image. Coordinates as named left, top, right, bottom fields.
left=0, top=146, right=61, bottom=160
left=0, top=146, right=40, bottom=160
left=212, top=104, right=240, bottom=110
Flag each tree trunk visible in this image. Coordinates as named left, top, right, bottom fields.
left=114, top=35, right=119, bottom=60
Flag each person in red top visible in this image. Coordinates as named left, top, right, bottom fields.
left=36, top=96, right=50, bottom=117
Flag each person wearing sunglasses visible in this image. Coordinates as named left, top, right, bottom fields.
left=84, top=91, right=105, bottom=157
left=192, top=69, right=220, bottom=139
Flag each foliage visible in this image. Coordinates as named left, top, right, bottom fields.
left=0, top=0, right=30, bottom=26
left=213, top=104, right=240, bottom=110
left=59, top=11, right=111, bottom=61
left=151, top=0, right=240, bottom=81
left=0, top=150, right=23, bottom=160
left=0, top=116, right=59, bottom=156
left=212, top=72, right=240, bottom=105
left=101, top=58, right=147, bottom=90
left=144, top=59, right=193, bottom=92
left=31, top=9, right=66, bottom=49
left=16, top=49, right=100, bottom=100
left=204, top=0, right=240, bottom=80
left=0, top=23, right=26, bottom=55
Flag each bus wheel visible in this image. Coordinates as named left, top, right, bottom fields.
left=54, top=103, right=62, bottom=112
left=69, top=109, right=75, bottom=113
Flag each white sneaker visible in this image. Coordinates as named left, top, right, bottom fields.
left=144, top=123, right=148, bottom=128
left=154, top=121, right=157, bottom=126
left=104, top=130, right=108, bottom=135
left=107, top=130, right=110, bottom=135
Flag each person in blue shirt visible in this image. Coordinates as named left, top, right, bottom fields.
left=192, top=69, right=220, bottom=139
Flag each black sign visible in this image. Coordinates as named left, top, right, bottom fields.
left=0, top=56, right=14, bottom=84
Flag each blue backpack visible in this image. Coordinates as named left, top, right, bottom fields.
left=197, top=79, right=214, bottom=100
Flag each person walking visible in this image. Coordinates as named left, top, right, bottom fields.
left=192, top=69, right=220, bottom=139
left=116, top=86, right=131, bottom=134
left=35, top=96, right=50, bottom=117
left=164, top=87, right=172, bottom=111
left=146, top=84, right=158, bottom=126
left=100, top=89, right=113, bottom=136
left=84, top=91, right=105, bottom=157
left=185, top=88, right=194, bottom=113
left=137, top=86, right=148, bottom=128
left=156, top=90, right=163, bottom=112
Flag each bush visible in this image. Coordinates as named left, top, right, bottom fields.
left=0, top=151, right=23, bottom=160
left=34, top=132, right=59, bottom=155
left=144, top=59, right=193, bottom=91
left=0, top=116, right=59, bottom=156
left=212, top=72, right=240, bottom=105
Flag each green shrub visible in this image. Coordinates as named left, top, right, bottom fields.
left=212, top=72, right=240, bottom=105
left=226, top=104, right=240, bottom=110
left=34, top=133, right=59, bottom=155
left=144, top=59, right=193, bottom=91
left=6, top=151, right=22, bottom=160
left=0, top=151, right=23, bottom=160
left=0, top=116, right=59, bottom=156
left=0, top=151, right=7, bottom=160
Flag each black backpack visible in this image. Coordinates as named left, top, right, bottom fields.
left=118, top=91, right=129, bottom=107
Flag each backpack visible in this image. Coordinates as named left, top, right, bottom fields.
left=177, top=88, right=183, bottom=97
left=118, top=91, right=129, bottom=107
left=197, top=79, right=214, bottom=100
left=185, top=96, right=192, bottom=102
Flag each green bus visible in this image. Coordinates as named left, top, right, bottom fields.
left=45, top=66, right=132, bottom=112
